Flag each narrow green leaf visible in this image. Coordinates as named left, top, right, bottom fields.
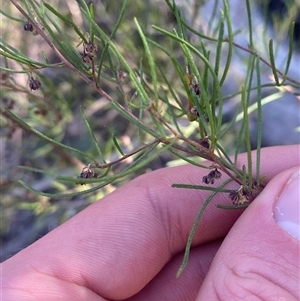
left=0, top=8, right=24, bottom=22
left=4, top=108, right=95, bottom=161
left=159, top=89, right=184, bottom=135
left=147, top=39, right=187, bottom=103
left=211, top=11, right=224, bottom=134
left=177, top=178, right=232, bottom=277
left=202, top=41, right=210, bottom=96
left=0, top=49, right=39, bottom=66
left=156, top=63, right=184, bottom=111
left=242, top=164, right=248, bottom=186
left=245, top=0, right=253, bottom=48
left=110, top=0, right=128, bottom=39
left=111, top=134, right=125, bottom=156
left=268, top=39, right=280, bottom=85
left=281, top=21, right=295, bottom=85
left=110, top=101, right=158, bottom=138
left=19, top=179, right=112, bottom=198
left=89, top=3, right=95, bottom=42
left=96, top=0, right=128, bottom=83
left=111, top=140, right=176, bottom=177
left=152, top=25, right=221, bottom=95
left=214, top=10, right=224, bottom=77
left=121, top=142, right=159, bottom=171
left=208, top=0, right=220, bottom=33
left=40, top=0, right=45, bottom=18
left=23, top=0, right=38, bottom=20
left=77, top=0, right=90, bottom=14
left=255, top=57, right=262, bottom=184
left=216, top=142, right=233, bottom=164
left=219, top=0, right=233, bottom=86
left=135, top=18, right=158, bottom=105
left=164, top=0, right=218, bottom=42
left=80, top=107, right=106, bottom=162
left=167, top=150, right=209, bottom=168
left=234, top=103, right=245, bottom=164
left=149, top=110, right=168, bottom=138
left=0, top=39, right=48, bottom=67
left=0, top=66, right=26, bottom=73
left=172, top=184, right=232, bottom=193
left=241, top=86, right=252, bottom=188
left=41, top=51, right=50, bottom=64
left=216, top=203, right=248, bottom=209
left=137, top=59, right=145, bottom=139
left=235, top=91, right=284, bottom=122
left=43, top=3, right=86, bottom=42
left=59, top=41, right=88, bottom=72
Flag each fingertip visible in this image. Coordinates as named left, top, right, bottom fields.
left=196, top=166, right=300, bottom=301
left=274, top=169, right=300, bottom=240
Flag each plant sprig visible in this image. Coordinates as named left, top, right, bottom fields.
left=2, top=0, right=299, bottom=276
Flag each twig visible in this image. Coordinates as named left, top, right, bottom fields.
left=90, top=58, right=99, bottom=89
left=90, top=138, right=162, bottom=169
left=229, top=40, right=300, bottom=86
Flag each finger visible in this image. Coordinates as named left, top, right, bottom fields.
left=196, top=167, right=300, bottom=301
left=125, top=240, right=222, bottom=301
left=4, top=145, right=299, bottom=300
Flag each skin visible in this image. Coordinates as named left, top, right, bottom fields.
left=2, top=145, right=300, bottom=301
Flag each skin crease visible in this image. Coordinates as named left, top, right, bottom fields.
left=2, top=145, right=300, bottom=301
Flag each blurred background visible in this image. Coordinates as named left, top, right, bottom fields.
left=1, top=0, right=299, bottom=262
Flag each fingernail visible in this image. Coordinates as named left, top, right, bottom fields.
left=274, top=170, right=300, bottom=241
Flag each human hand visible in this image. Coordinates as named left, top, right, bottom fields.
left=3, top=145, right=300, bottom=301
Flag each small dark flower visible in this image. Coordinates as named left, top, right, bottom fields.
left=202, top=175, right=211, bottom=184
left=81, top=53, right=92, bottom=63
left=76, top=166, right=99, bottom=185
left=212, top=168, right=222, bottom=179
left=202, top=168, right=222, bottom=185
left=229, top=186, right=251, bottom=206
left=24, top=22, right=34, bottom=32
left=29, top=77, right=41, bottom=91
left=84, top=41, right=96, bottom=55
left=79, top=167, right=93, bottom=179
left=198, top=137, right=210, bottom=149
left=83, top=40, right=97, bottom=58
left=192, top=83, right=201, bottom=96
left=80, top=39, right=97, bottom=63
left=207, top=168, right=221, bottom=180
left=243, top=188, right=252, bottom=200
left=229, top=190, right=240, bottom=204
